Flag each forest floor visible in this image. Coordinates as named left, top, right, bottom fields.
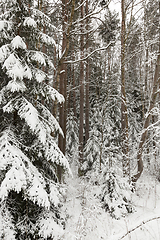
left=62, top=169, right=160, bottom=240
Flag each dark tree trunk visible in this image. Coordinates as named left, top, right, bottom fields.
left=57, top=0, right=75, bottom=182
left=121, top=0, right=130, bottom=178
left=79, top=0, right=84, bottom=170
left=85, top=0, right=89, bottom=144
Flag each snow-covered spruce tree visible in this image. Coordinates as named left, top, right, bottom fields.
left=101, top=170, right=133, bottom=219
left=0, top=0, right=71, bottom=239
left=66, top=112, right=79, bottom=165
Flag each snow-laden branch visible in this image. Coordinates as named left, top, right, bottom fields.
left=75, top=0, right=87, bottom=11
left=65, top=42, right=114, bottom=64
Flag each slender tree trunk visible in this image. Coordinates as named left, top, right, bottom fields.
left=72, top=39, right=77, bottom=117
left=121, top=0, right=130, bottom=177
left=85, top=0, right=89, bottom=144
left=145, top=48, right=149, bottom=110
left=159, top=0, right=160, bottom=52
left=68, top=43, right=76, bottom=116
left=52, top=46, right=58, bottom=117
left=57, top=0, right=67, bottom=182
left=132, top=1, right=160, bottom=183
left=79, top=0, right=84, bottom=171
left=17, top=0, right=22, bottom=35
left=57, top=0, right=75, bottom=182
left=63, top=65, right=67, bottom=154
left=132, top=54, right=160, bottom=183
left=73, top=63, right=76, bottom=117
left=67, top=64, right=72, bottom=114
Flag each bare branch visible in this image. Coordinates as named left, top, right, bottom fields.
left=65, top=42, right=114, bottom=64
left=111, top=216, right=160, bottom=240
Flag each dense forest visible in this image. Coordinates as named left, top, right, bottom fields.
left=0, top=0, right=160, bottom=239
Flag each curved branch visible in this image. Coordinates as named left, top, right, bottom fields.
left=65, top=42, right=114, bottom=64
left=113, top=216, right=160, bottom=240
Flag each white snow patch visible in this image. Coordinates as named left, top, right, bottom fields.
left=0, top=166, right=27, bottom=200
left=62, top=171, right=160, bottom=240
left=3, top=53, right=32, bottom=81
left=44, top=84, right=65, bottom=104
left=38, top=212, right=64, bottom=239
left=27, top=176, right=50, bottom=208
left=6, top=80, right=26, bottom=92
left=0, top=207, right=16, bottom=240
left=35, top=70, right=46, bottom=82
left=31, top=51, right=46, bottom=66
left=49, top=183, right=60, bottom=206
left=0, top=21, right=5, bottom=31
left=23, top=17, right=37, bottom=28
left=0, top=45, right=10, bottom=63
left=0, top=20, right=12, bottom=31
left=41, top=32, right=56, bottom=46
left=11, top=36, right=26, bottom=50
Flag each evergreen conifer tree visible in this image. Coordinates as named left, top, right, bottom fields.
left=0, top=0, right=70, bottom=239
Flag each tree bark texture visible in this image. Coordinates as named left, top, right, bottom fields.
left=57, top=0, right=75, bottom=182
left=72, top=60, right=77, bottom=117
left=79, top=0, right=84, bottom=168
left=85, top=0, right=90, bottom=144
left=121, top=0, right=130, bottom=178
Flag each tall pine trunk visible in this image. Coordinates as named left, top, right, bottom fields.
left=57, top=0, right=75, bottom=181
left=79, top=0, right=84, bottom=171
left=85, top=0, right=89, bottom=144
left=121, top=0, right=130, bottom=178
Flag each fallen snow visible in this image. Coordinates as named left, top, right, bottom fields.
left=62, top=170, right=160, bottom=240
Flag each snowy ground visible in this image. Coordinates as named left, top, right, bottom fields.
left=62, top=170, right=160, bottom=240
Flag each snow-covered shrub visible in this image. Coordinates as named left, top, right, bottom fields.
left=66, top=112, right=79, bottom=161
left=0, top=0, right=70, bottom=239
left=101, top=170, right=133, bottom=219
left=82, top=126, right=101, bottom=174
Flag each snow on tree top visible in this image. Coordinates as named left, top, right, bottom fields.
left=11, top=36, right=26, bottom=50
